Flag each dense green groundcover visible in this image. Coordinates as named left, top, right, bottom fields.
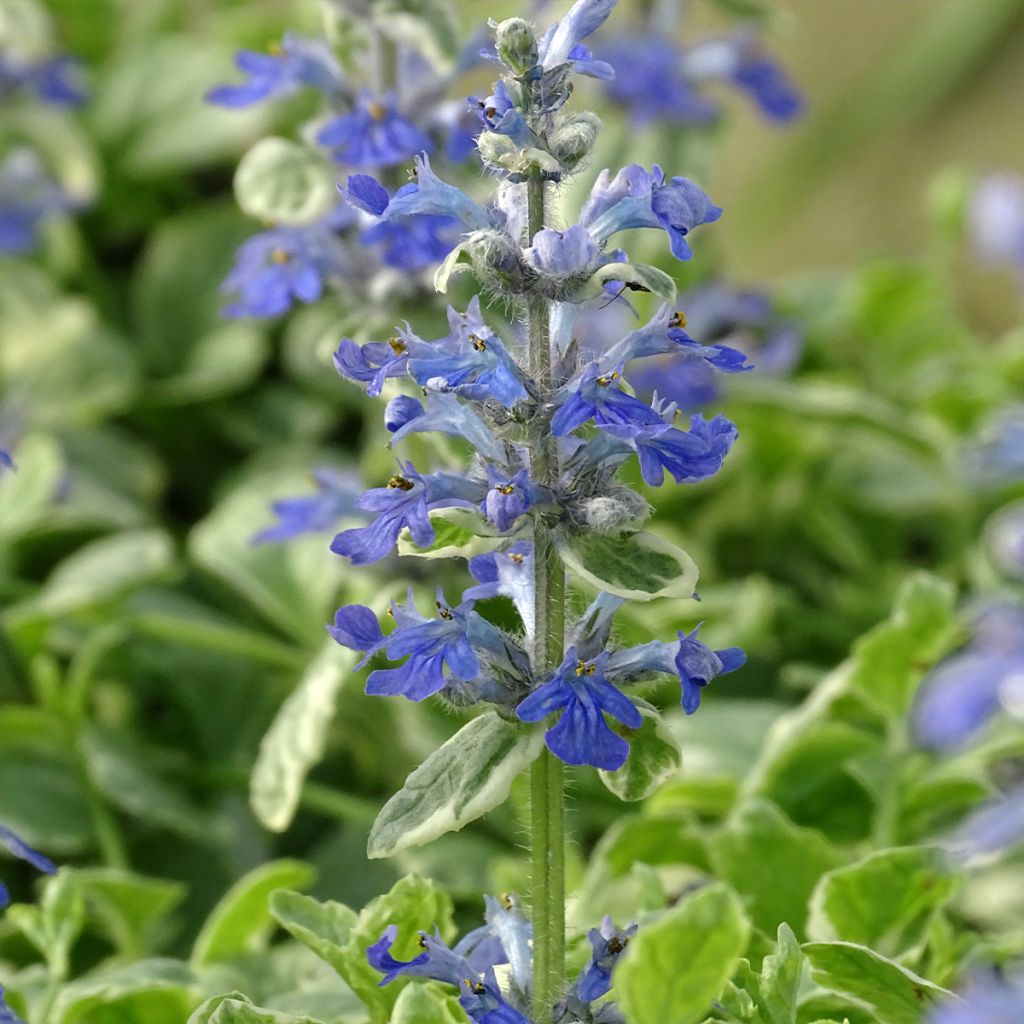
left=1, top=0, right=1023, bottom=1022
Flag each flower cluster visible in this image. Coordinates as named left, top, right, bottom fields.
left=366, top=894, right=634, bottom=1024
left=327, top=0, right=746, bottom=774
left=209, top=22, right=482, bottom=318
left=0, top=35, right=85, bottom=254
left=915, top=602, right=1024, bottom=860
left=593, top=4, right=801, bottom=128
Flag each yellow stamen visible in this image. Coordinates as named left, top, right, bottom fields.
left=497, top=484, right=515, bottom=495
left=366, top=99, right=388, bottom=121
left=388, top=336, right=407, bottom=355
left=669, top=310, right=687, bottom=329
left=470, top=333, right=487, bottom=352
left=270, top=248, right=292, bottom=265
left=596, top=371, right=619, bottom=387
left=387, top=474, right=414, bottom=491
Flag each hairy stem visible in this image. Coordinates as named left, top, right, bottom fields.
left=526, top=173, right=567, bottom=1024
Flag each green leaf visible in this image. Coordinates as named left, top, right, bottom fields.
left=191, top=860, right=317, bottom=967
left=189, top=995, right=323, bottom=1024
left=251, top=642, right=359, bottom=833
left=75, top=868, right=186, bottom=959
left=269, top=890, right=359, bottom=976
left=188, top=469, right=347, bottom=646
left=50, top=958, right=197, bottom=1024
left=368, top=713, right=544, bottom=859
left=149, top=321, right=269, bottom=405
left=597, top=813, right=710, bottom=877
left=742, top=924, right=805, bottom=1024
left=709, top=798, right=842, bottom=938
left=234, top=138, right=339, bottom=227
left=599, top=706, right=681, bottom=802
left=80, top=726, right=212, bottom=840
left=0, top=434, right=62, bottom=540
left=802, top=941, right=954, bottom=1024
left=340, top=875, right=453, bottom=1024
left=0, top=0, right=54, bottom=56
left=589, top=262, right=677, bottom=305
left=397, top=508, right=510, bottom=560
left=7, top=869, right=84, bottom=979
left=29, top=530, right=174, bottom=616
left=616, top=883, right=751, bottom=1024
left=558, top=530, right=698, bottom=602
left=0, top=749, right=93, bottom=854
left=846, top=573, right=958, bottom=717
left=807, top=847, right=959, bottom=956
left=391, top=984, right=464, bottom=1024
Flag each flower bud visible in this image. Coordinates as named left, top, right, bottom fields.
left=466, top=229, right=531, bottom=292
left=495, top=17, right=539, bottom=74
left=548, top=112, right=602, bottom=172
left=476, top=131, right=518, bottom=170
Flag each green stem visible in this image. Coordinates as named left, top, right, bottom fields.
left=526, top=174, right=567, bottom=1024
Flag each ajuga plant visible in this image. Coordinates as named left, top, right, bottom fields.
left=321, top=1, right=750, bottom=1020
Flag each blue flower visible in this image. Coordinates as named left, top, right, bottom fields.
left=0, top=986, right=23, bottom=1024
left=604, top=413, right=738, bottom=487
left=318, top=93, right=432, bottom=168
left=471, top=81, right=533, bottom=144
left=523, top=225, right=598, bottom=279
left=552, top=363, right=661, bottom=436
left=381, top=155, right=495, bottom=232
left=969, top=172, right=1024, bottom=276
left=206, top=33, right=345, bottom=106
left=366, top=898, right=532, bottom=1024
left=568, top=917, right=637, bottom=1007
left=913, top=602, right=1024, bottom=750
left=516, top=649, right=642, bottom=770
left=252, top=468, right=362, bottom=544
left=407, top=299, right=529, bottom=407
left=730, top=48, right=803, bottom=121
left=360, top=215, right=459, bottom=271
left=598, top=35, right=719, bottom=125
left=0, top=54, right=87, bottom=106
left=675, top=625, right=746, bottom=713
left=0, top=450, right=13, bottom=472
left=330, top=464, right=483, bottom=565
left=465, top=543, right=535, bottom=634
left=333, top=328, right=418, bottom=397
left=0, top=149, right=72, bottom=254
left=387, top=393, right=506, bottom=462
left=0, top=825, right=56, bottom=908
left=331, top=589, right=479, bottom=701
left=483, top=468, right=533, bottom=532
left=929, top=972, right=1024, bottom=1024
left=221, top=210, right=354, bottom=318
left=946, top=789, right=1024, bottom=862
left=539, top=0, right=618, bottom=71
left=967, top=407, right=1024, bottom=487
left=581, top=164, right=722, bottom=260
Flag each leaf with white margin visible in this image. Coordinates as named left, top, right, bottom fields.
left=250, top=642, right=360, bottom=833
left=367, top=712, right=544, bottom=858
left=559, top=530, right=698, bottom=602
left=397, top=508, right=515, bottom=560
left=234, top=138, right=337, bottom=227
left=433, top=240, right=472, bottom=293
left=588, top=262, right=677, bottom=305
left=599, top=703, right=681, bottom=802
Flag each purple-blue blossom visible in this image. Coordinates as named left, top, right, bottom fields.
left=516, top=649, right=642, bottom=770
left=0, top=825, right=56, bottom=908
left=206, top=33, right=345, bottom=107
left=483, top=468, right=534, bottom=532
left=674, top=625, right=747, bottom=713
left=914, top=602, right=1024, bottom=749
left=318, top=93, right=432, bottom=168
left=552, top=363, right=661, bottom=436
left=598, top=31, right=801, bottom=125
left=580, top=164, right=722, bottom=260
left=0, top=149, right=73, bottom=254
left=566, top=917, right=636, bottom=1009
left=969, top=172, right=1024, bottom=276
left=929, top=972, right=1024, bottom=1024
left=0, top=54, right=87, bottom=106
left=252, top=469, right=363, bottom=544
left=221, top=209, right=355, bottom=318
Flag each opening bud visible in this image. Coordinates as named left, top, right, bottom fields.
left=495, top=18, right=539, bottom=74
